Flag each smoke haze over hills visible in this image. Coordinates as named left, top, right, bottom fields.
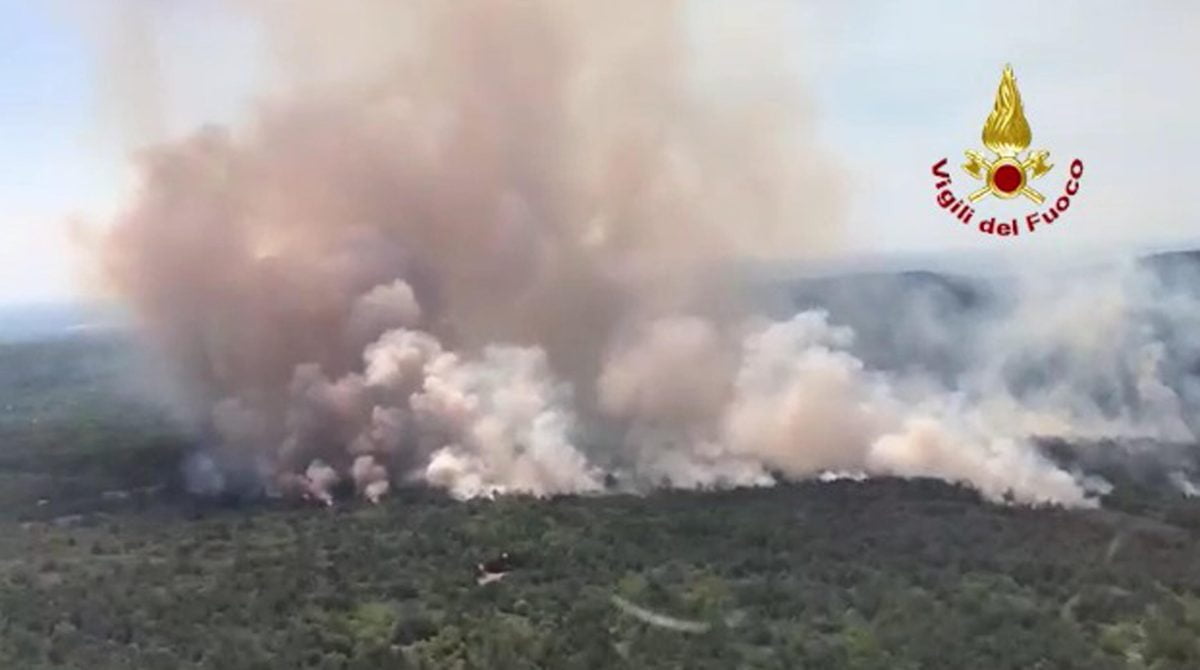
left=90, top=1, right=1200, bottom=508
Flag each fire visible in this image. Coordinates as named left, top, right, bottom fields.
left=981, top=64, right=1032, bottom=157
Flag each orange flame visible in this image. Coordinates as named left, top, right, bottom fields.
left=982, top=64, right=1031, bottom=157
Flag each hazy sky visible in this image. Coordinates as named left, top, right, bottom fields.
left=1, top=1, right=1198, bottom=304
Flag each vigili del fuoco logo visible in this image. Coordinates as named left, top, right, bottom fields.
left=931, top=64, right=1084, bottom=237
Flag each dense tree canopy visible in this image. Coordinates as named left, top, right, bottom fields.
left=2, top=336, right=1199, bottom=669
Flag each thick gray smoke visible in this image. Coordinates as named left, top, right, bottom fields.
left=97, top=1, right=1198, bottom=508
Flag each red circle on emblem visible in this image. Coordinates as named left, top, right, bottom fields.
left=992, top=164, right=1022, bottom=193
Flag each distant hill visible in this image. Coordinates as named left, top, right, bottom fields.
left=0, top=302, right=128, bottom=343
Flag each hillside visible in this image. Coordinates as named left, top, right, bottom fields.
left=5, top=249, right=1200, bottom=668
left=2, top=474, right=1199, bottom=669
left=0, top=333, right=1199, bottom=668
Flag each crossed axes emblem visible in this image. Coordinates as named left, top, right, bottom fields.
left=962, top=149, right=1053, bottom=204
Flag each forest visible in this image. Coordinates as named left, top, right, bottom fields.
left=1, top=333, right=1199, bottom=669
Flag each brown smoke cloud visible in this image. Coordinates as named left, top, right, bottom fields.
left=98, top=0, right=1132, bottom=507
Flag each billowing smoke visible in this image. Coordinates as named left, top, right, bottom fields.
left=95, top=1, right=1198, bottom=508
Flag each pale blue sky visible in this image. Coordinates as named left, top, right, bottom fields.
left=1, top=1, right=99, bottom=304
left=2, top=1, right=1198, bottom=304
left=0, top=0, right=262, bottom=305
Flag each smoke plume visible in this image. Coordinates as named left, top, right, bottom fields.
left=97, top=1, right=1198, bottom=508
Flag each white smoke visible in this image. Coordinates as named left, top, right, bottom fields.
left=351, top=455, right=389, bottom=504
left=303, top=460, right=340, bottom=506
left=1169, top=471, right=1200, bottom=498
left=963, top=264, right=1198, bottom=443
left=182, top=452, right=226, bottom=497
left=91, top=1, right=1200, bottom=508
left=347, top=280, right=422, bottom=351
left=597, top=310, right=1100, bottom=506
left=413, top=344, right=602, bottom=499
